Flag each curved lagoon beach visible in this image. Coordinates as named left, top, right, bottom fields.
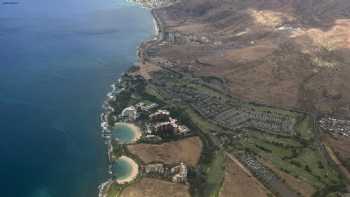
left=112, top=123, right=142, bottom=143
left=0, top=0, right=153, bottom=196
left=112, top=156, right=139, bottom=184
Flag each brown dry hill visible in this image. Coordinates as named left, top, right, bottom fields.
left=127, top=136, right=203, bottom=166
left=120, top=177, right=191, bottom=197
left=145, top=0, right=350, bottom=117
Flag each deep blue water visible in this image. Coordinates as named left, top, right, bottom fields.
left=0, top=0, right=153, bottom=197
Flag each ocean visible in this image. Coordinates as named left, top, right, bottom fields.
left=0, top=0, right=153, bottom=196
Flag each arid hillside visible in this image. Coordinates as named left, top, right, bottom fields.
left=120, top=178, right=191, bottom=197
left=147, top=0, right=350, bottom=117
left=127, top=136, right=203, bottom=167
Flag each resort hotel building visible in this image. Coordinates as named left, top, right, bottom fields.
left=171, top=162, right=188, bottom=183
left=149, top=109, right=170, bottom=122
left=120, top=106, right=138, bottom=121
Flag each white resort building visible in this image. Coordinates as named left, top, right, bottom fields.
left=135, top=102, right=159, bottom=112
left=120, top=106, right=138, bottom=121
left=149, top=109, right=170, bottom=122
left=153, top=117, right=190, bottom=137
left=171, top=162, right=188, bottom=183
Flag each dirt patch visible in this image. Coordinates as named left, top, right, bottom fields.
left=127, top=136, right=203, bottom=166
left=120, top=178, right=191, bottom=197
left=293, top=19, right=350, bottom=51
left=219, top=154, right=271, bottom=197
left=320, top=134, right=350, bottom=184
left=322, top=134, right=350, bottom=160
left=247, top=8, right=295, bottom=28
left=131, top=62, right=161, bottom=80
left=223, top=41, right=276, bottom=63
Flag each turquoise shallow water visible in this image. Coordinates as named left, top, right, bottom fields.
left=111, top=123, right=138, bottom=143
left=112, top=158, right=133, bottom=179
left=0, top=0, right=153, bottom=196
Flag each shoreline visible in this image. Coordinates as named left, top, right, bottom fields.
left=98, top=1, right=166, bottom=196
left=113, top=122, right=142, bottom=143
left=116, top=156, right=139, bottom=184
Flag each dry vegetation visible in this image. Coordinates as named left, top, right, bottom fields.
left=322, top=134, right=350, bottom=162
left=219, top=155, right=271, bottom=197
left=127, top=0, right=350, bottom=195
left=131, top=62, right=161, bottom=80
left=120, top=178, right=191, bottom=197
left=147, top=0, right=350, bottom=117
left=320, top=134, right=350, bottom=187
left=127, top=136, right=203, bottom=166
left=247, top=8, right=295, bottom=27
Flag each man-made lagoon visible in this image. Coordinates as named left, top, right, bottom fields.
left=112, top=156, right=139, bottom=184
left=112, top=123, right=142, bottom=143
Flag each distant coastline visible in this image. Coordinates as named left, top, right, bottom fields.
left=97, top=1, right=159, bottom=196
left=2, top=1, right=19, bottom=5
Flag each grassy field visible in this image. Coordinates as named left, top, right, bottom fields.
left=202, top=150, right=225, bottom=197
left=144, top=84, right=166, bottom=102
left=184, top=108, right=222, bottom=134
left=236, top=129, right=342, bottom=191
left=260, top=158, right=316, bottom=197
left=295, top=115, right=315, bottom=141
left=106, top=183, right=123, bottom=197
left=242, top=136, right=294, bottom=158
left=250, top=131, right=303, bottom=148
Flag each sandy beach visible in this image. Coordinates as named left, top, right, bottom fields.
left=114, top=122, right=142, bottom=143
left=116, top=156, right=139, bottom=184
left=127, top=123, right=142, bottom=143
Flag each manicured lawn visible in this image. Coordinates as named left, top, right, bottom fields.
left=185, top=108, right=222, bottom=134
left=267, top=154, right=326, bottom=188
left=250, top=131, right=303, bottom=148
left=144, top=84, right=165, bottom=101
left=203, top=150, right=225, bottom=197
left=107, top=183, right=122, bottom=197
left=239, top=131, right=342, bottom=189
left=292, top=148, right=341, bottom=186
left=296, top=115, right=315, bottom=141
